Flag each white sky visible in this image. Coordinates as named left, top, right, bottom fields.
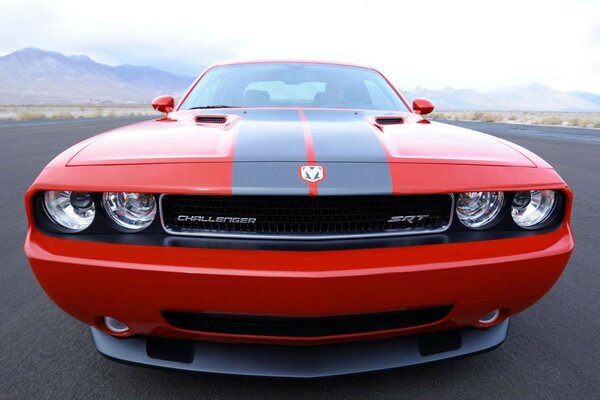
left=1, top=0, right=599, bottom=92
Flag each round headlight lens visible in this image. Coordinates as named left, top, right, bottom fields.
left=456, top=191, right=505, bottom=229
left=102, top=192, right=156, bottom=231
left=511, top=190, right=557, bottom=229
left=43, top=191, right=95, bottom=231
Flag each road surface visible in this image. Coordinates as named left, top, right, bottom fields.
left=1, top=117, right=598, bottom=399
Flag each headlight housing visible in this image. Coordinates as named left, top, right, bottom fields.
left=511, top=190, right=557, bottom=229
left=102, top=192, right=157, bottom=231
left=43, top=191, right=95, bottom=232
left=456, top=191, right=505, bottom=229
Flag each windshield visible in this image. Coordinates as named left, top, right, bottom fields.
left=180, top=63, right=409, bottom=111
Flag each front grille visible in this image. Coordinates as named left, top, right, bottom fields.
left=162, top=306, right=453, bottom=337
left=160, top=194, right=453, bottom=240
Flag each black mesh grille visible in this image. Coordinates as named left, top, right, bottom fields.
left=162, top=306, right=453, bottom=337
left=160, top=194, right=453, bottom=239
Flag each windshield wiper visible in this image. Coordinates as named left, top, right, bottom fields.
left=187, top=105, right=241, bottom=109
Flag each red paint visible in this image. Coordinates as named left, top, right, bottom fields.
left=412, top=98, right=435, bottom=115
left=64, top=112, right=537, bottom=167
left=25, top=222, right=573, bottom=345
left=23, top=61, right=574, bottom=347
left=23, top=157, right=574, bottom=344
left=26, top=162, right=569, bottom=197
left=151, top=95, right=175, bottom=114
left=298, top=109, right=319, bottom=195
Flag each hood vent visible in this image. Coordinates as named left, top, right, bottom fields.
left=195, top=115, right=227, bottom=124
left=375, top=117, right=404, bottom=125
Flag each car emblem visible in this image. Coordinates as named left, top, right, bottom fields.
left=300, top=165, right=325, bottom=183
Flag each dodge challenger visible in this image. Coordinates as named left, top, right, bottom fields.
left=24, top=60, right=574, bottom=377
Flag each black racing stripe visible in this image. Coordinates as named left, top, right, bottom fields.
left=304, top=110, right=392, bottom=195
left=232, top=109, right=308, bottom=195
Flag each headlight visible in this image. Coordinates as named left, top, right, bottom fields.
left=43, top=191, right=95, bottom=232
left=102, top=192, right=156, bottom=231
left=511, top=190, right=557, bottom=229
left=456, top=191, right=504, bottom=229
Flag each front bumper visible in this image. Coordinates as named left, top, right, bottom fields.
left=91, top=319, right=510, bottom=378
left=26, top=222, right=572, bottom=346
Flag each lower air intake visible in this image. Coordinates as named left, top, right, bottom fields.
left=162, top=306, right=454, bottom=337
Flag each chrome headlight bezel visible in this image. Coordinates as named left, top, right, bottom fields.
left=511, top=190, right=560, bottom=230
left=455, top=191, right=505, bottom=230
left=101, top=192, right=157, bottom=232
left=42, top=190, right=96, bottom=232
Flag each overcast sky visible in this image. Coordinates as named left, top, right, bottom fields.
left=1, top=0, right=599, bottom=92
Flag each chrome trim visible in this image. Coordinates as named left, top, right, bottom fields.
left=478, top=309, right=501, bottom=325
left=104, top=317, right=129, bottom=333
left=159, top=193, right=455, bottom=241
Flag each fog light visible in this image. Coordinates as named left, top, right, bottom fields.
left=104, top=317, right=129, bottom=333
left=478, top=309, right=500, bottom=325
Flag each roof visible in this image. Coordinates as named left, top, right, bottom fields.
left=210, top=59, right=373, bottom=70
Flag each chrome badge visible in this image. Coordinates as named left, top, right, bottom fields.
left=387, top=215, right=430, bottom=224
left=300, top=165, right=325, bottom=183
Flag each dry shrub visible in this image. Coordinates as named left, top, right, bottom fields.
left=577, top=118, right=598, bottom=127
left=424, top=112, right=599, bottom=129
left=480, top=113, right=501, bottom=122
left=529, top=117, right=542, bottom=125
left=469, top=112, right=483, bottom=120
left=50, top=111, right=74, bottom=119
left=15, top=110, right=47, bottom=121
left=540, top=115, right=563, bottom=125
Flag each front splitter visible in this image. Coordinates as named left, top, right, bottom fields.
left=91, top=320, right=509, bottom=378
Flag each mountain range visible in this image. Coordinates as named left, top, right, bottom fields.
left=0, top=48, right=194, bottom=104
left=1, top=48, right=599, bottom=111
left=403, top=85, right=600, bottom=112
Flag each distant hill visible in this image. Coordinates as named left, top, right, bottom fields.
left=1, top=48, right=599, bottom=110
left=404, top=83, right=600, bottom=112
left=569, top=91, right=600, bottom=108
left=0, top=48, right=194, bottom=104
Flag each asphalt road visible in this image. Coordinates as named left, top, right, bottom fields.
left=1, top=117, right=598, bottom=399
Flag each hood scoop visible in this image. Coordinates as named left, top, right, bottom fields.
left=195, top=115, right=228, bottom=124
left=365, top=116, right=405, bottom=132
left=375, top=117, right=405, bottom=125
left=193, top=114, right=240, bottom=130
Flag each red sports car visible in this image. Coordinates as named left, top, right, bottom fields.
left=24, top=60, right=574, bottom=377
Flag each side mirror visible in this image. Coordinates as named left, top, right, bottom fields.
left=152, top=95, right=175, bottom=114
left=412, top=98, right=434, bottom=115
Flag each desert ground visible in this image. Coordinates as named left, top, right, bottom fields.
left=431, top=111, right=600, bottom=128
left=1, top=105, right=599, bottom=130
left=0, top=105, right=159, bottom=121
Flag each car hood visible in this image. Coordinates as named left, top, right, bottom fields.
left=67, top=109, right=535, bottom=167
